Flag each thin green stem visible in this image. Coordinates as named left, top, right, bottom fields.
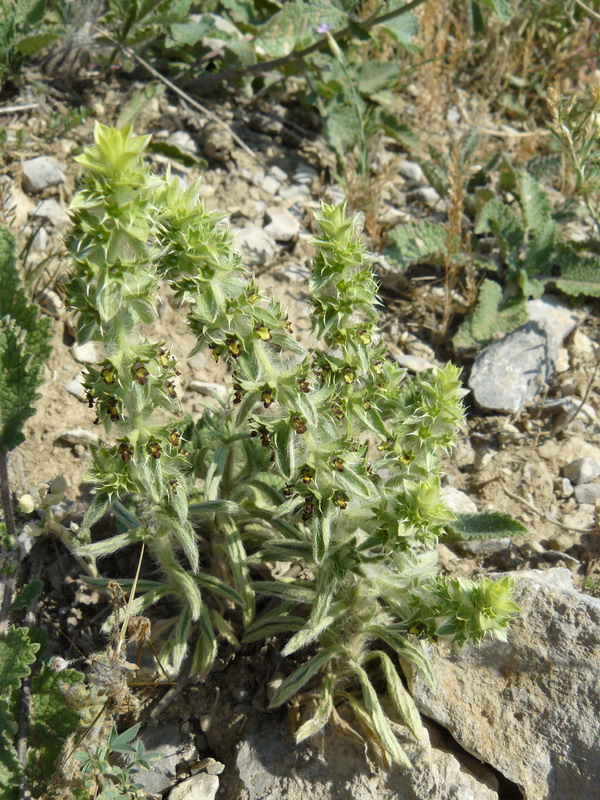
left=0, top=449, right=17, bottom=633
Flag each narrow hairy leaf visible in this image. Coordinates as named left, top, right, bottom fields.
left=295, top=673, right=336, bottom=743
left=269, top=647, right=340, bottom=708
left=353, top=663, right=411, bottom=767
left=373, top=651, right=424, bottom=740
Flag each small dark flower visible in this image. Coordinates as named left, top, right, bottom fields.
left=165, top=381, right=177, bottom=399
left=226, top=338, right=241, bottom=357
left=255, top=324, right=271, bottom=341
left=302, top=495, right=315, bottom=520
left=298, top=379, right=310, bottom=393
left=332, top=457, right=344, bottom=472
left=233, top=383, right=243, bottom=404
left=333, top=492, right=348, bottom=509
left=86, top=392, right=95, bottom=409
left=300, top=465, right=315, bottom=484
left=169, top=430, right=181, bottom=447
left=331, top=402, right=344, bottom=420
left=169, top=480, right=178, bottom=494
left=132, top=362, right=149, bottom=386
left=343, top=367, right=355, bottom=384
left=147, top=441, right=161, bottom=459
left=260, top=387, right=275, bottom=408
left=292, top=416, right=307, bottom=434
left=118, top=442, right=133, bottom=463
left=358, top=329, right=371, bottom=344
left=101, top=365, right=116, bottom=384
left=372, top=360, right=383, bottom=374
left=106, top=402, right=120, bottom=422
left=158, top=349, right=170, bottom=368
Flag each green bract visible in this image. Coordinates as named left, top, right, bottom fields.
left=67, top=123, right=518, bottom=765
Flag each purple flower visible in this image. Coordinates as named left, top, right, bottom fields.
left=317, top=22, right=333, bottom=34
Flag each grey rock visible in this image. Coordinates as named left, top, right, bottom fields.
left=553, top=477, right=574, bottom=498
left=64, top=373, right=86, bottom=400
left=72, top=341, right=103, bottom=364
left=259, top=175, right=281, bottom=195
left=469, top=321, right=557, bottom=413
left=136, top=723, right=182, bottom=794
left=169, top=773, right=219, bottom=800
left=267, top=165, right=287, bottom=182
left=278, top=184, right=310, bottom=200
left=57, top=429, right=100, bottom=447
left=574, top=483, right=600, bottom=505
left=441, top=486, right=477, bottom=515
left=22, top=156, right=66, bottom=192
left=415, top=186, right=443, bottom=208
left=264, top=207, right=300, bottom=242
left=235, top=717, right=498, bottom=800
left=407, top=569, right=600, bottom=800
left=292, top=165, right=318, bottom=185
left=188, top=380, right=228, bottom=400
left=527, top=296, right=583, bottom=344
left=233, top=224, right=276, bottom=267
left=392, top=351, right=436, bottom=373
left=562, top=457, right=600, bottom=485
left=398, top=159, right=426, bottom=184
left=32, top=198, right=69, bottom=227
left=571, top=329, right=596, bottom=357
left=455, top=537, right=512, bottom=557
left=538, top=395, right=597, bottom=427
left=167, top=130, right=197, bottom=154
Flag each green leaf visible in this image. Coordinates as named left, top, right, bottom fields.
left=0, top=698, right=21, bottom=790
left=0, top=627, right=39, bottom=692
left=117, top=81, right=166, bottom=129
left=268, top=646, right=340, bottom=708
left=453, top=279, right=528, bottom=350
left=444, top=511, right=527, bottom=541
left=374, top=651, right=424, bottom=740
left=10, top=579, right=43, bottom=611
left=555, top=253, right=600, bottom=297
left=376, top=9, right=419, bottom=50
left=146, top=140, right=207, bottom=168
left=356, top=62, right=399, bottom=96
left=473, top=0, right=513, bottom=23
left=295, top=673, right=335, bottom=742
left=518, top=171, right=552, bottom=236
left=27, top=665, right=83, bottom=793
left=385, top=221, right=448, bottom=271
left=15, top=30, right=59, bottom=55
left=353, top=663, right=411, bottom=767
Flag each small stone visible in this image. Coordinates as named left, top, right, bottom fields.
left=233, top=224, right=276, bottom=267
left=455, top=537, right=512, bottom=557
left=201, top=121, right=234, bottom=163
left=57, top=429, right=100, bottom=447
left=441, top=486, right=477, bottom=515
left=554, top=477, right=574, bottom=499
left=392, top=352, right=436, bottom=373
left=574, top=484, right=600, bottom=505
left=72, top=341, right=103, bottom=364
left=398, top=160, right=426, bottom=184
left=556, top=347, right=569, bottom=373
left=469, top=321, right=557, bottom=413
left=278, top=184, right=309, bottom=200
left=205, top=761, right=224, bottom=775
left=32, top=198, right=69, bottom=227
left=263, top=207, right=300, bottom=242
left=22, top=156, right=66, bottom=192
left=64, top=374, right=87, bottom=400
left=539, top=396, right=597, bottom=427
left=259, top=175, right=280, bottom=195
left=415, top=186, right=443, bottom=208
left=36, top=287, right=63, bottom=316
left=167, top=130, right=197, bottom=154
left=137, top=723, right=182, bottom=795
left=188, top=380, right=227, bottom=400
left=292, top=164, right=318, bottom=185
left=231, top=686, right=248, bottom=702
left=563, top=457, right=600, bottom=485
left=571, top=329, right=596, bottom=357
left=169, top=773, right=219, bottom=800
left=527, top=296, right=583, bottom=344
left=267, top=165, right=287, bottom=182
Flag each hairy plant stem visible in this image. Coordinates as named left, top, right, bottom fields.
left=0, top=449, right=18, bottom=633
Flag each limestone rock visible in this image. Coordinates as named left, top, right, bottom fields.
left=32, top=198, right=69, bottom=227
left=527, top=296, right=583, bottom=344
left=169, top=773, right=219, bottom=800
left=562, top=457, right=600, bottom=485
left=469, top=321, right=557, bottom=413
left=22, top=156, right=66, bottom=192
left=264, top=207, right=300, bottom=242
left=407, top=569, right=600, bottom=800
left=233, top=224, right=276, bottom=267
left=574, top=483, right=600, bottom=505
left=234, top=716, right=499, bottom=800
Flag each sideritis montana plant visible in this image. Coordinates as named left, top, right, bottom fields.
left=65, top=123, right=518, bottom=766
